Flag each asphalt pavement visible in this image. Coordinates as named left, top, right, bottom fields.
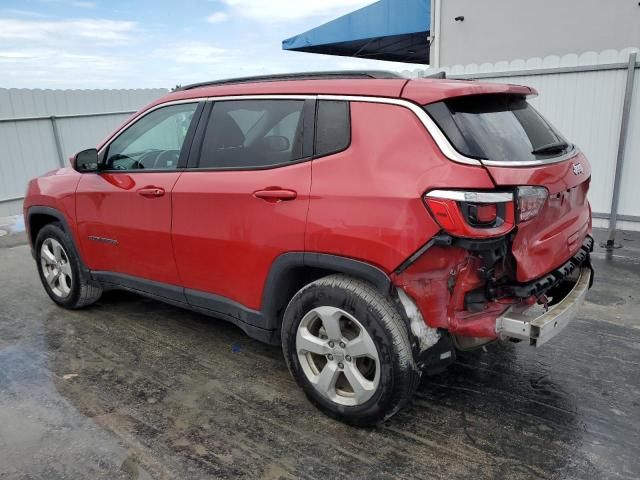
left=0, top=223, right=638, bottom=479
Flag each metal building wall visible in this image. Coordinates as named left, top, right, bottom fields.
left=0, top=88, right=167, bottom=217
left=404, top=48, right=640, bottom=231
left=432, top=0, right=640, bottom=68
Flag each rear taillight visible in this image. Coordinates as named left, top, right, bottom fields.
left=516, top=186, right=548, bottom=223
left=424, top=190, right=516, bottom=238
left=424, top=187, right=549, bottom=238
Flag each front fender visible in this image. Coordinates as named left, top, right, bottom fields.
left=24, top=168, right=81, bottom=246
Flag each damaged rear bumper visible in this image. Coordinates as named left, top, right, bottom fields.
left=488, top=236, right=594, bottom=300
left=495, top=266, right=592, bottom=347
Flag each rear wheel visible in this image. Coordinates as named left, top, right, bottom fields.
left=282, top=274, right=420, bottom=426
left=35, top=223, right=102, bottom=309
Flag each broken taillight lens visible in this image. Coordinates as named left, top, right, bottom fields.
left=424, top=190, right=516, bottom=238
left=516, top=186, right=548, bottom=223
left=468, top=203, right=498, bottom=225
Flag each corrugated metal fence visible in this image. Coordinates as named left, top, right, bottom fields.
left=404, top=48, right=640, bottom=232
left=0, top=88, right=167, bottom=216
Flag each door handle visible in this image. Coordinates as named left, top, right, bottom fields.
left=137, top=186, right=165, bottom=198
left=253, top=188, right=297, bottom=202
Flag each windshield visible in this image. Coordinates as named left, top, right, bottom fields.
left=424, top=94, right=572, bottom=162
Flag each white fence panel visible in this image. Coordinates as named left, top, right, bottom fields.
left=55, top=113, right=134, bottom=161
left=0, top=117, right=57, bottom=200
left=617, top=69, right=640, bottom=220
left=0, top=88, right=167, bottom=216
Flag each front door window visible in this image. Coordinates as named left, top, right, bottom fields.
left=105, top=103, right=198, bottom=171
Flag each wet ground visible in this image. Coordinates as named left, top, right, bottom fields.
left=0, top=224, right=639, bottom=480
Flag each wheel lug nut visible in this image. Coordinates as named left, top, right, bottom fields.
left=338, top=362, right=344, bottom=369
left=339, top=342, right=346, bottom=348
left=345, top=355, right=352, bottom=362
left=328, top=341, right=335, bottom=348
left=327, top=354, right=334, bottom=360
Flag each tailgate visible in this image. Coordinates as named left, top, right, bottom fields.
left=485, top=152, right=591, bottom=282
left=420, top=92, right=592, bottom=283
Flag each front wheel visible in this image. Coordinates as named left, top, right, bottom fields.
left=35, top=222, right=102, bottom=309
left=281, top=275, right=420, bottom=426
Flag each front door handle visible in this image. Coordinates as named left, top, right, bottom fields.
left=137, top=186, right=165, bottom=198
left=253, top=188, right=297, bottom=202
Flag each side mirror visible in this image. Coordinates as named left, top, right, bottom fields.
left=72, top=148, right=99, bottom=173
left=260, top=135, right=290, bottom=153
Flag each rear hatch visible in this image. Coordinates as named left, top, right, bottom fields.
left=423, top=93, right=591, bottom=282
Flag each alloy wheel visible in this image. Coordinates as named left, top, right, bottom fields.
left=296, top=306, right=381, bottom=406
left=40, top=238, right=73, bottom=299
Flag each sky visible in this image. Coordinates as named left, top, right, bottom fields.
left=0, top=0, right=426, bottom=89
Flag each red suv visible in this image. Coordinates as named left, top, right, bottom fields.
left=24, top=71, right=593, bottom=426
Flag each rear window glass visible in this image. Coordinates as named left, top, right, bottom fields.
left=424, top=94, right=572, bottom=162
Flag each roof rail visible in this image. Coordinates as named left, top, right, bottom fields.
left=177, top=70, right=405, bottom=91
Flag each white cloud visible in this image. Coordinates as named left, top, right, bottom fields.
left=206, top=12, right=228, bottom=24
left=72, top=1, right=96, bottom=8
left=0, top=17, right=140, bottom=88
left=3, top=9, right=48, bottom=17
left=222, top=0, right=375, bottom=22
left=0, top=47, right=131, bottom=87
left=0, top=4, right=426, bottom=89
left=152, top=41, right=230, bottom=64
left=0, top=18, right=136, bottom=46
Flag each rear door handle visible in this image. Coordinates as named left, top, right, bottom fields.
left=137, top=186, right=165, bottom=198
left=253, top=188, right=298, bottom=202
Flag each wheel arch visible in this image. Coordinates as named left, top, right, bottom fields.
left=27, top=206, right=84, bottom=264
left=261, top=252, right=392, bottom=331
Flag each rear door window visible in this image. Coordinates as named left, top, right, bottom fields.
left=424, top=94, right=572, bottom=163
left=198, top=99, right=307, bottom=169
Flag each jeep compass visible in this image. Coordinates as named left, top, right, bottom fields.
left=24, top=71, right=594, bottom=426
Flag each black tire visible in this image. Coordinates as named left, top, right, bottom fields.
left=35, top=222, right=102, bottom=309
left=281, top=274, right=420, bottom=426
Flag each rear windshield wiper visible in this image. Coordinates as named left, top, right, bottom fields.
left=531, top=141, right=570, bottom=155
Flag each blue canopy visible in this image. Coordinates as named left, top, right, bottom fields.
left=282, top=0, right=431, bottom=64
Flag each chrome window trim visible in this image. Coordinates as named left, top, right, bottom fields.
left=481, top=147, right=580, bottom=167
left=319, top=94, right=578, bottom=168
left=98, top=96, right=315, bottom=156
left=207, top=95, right=317, bottom=102
left=99, top=93, right=577, bottom=168
left=426, top=190, right=514, bottom=203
